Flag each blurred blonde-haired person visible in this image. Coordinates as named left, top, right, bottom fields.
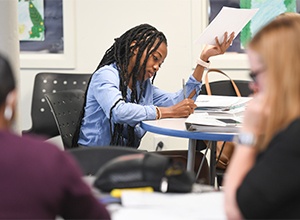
left=224, top=13, right=300, bottom=219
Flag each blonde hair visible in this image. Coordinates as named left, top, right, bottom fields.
left=249, top=13, right=300, bottom=151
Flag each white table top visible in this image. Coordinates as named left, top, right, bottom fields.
left=141, top=118, right=235, bottom=142
left=109, top=191, right=227, bottom=220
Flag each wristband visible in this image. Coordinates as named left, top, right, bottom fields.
left=196, top=58, right=210, bottom=69
left=233, top=132, right=257, bottom=147
left=155, top=106, right=162, bottom=120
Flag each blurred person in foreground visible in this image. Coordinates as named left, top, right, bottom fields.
left=224, top=12, right=300, bottom=219
left=0, top=54, right=110, bottom=219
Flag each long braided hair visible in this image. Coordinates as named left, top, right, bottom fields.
left=73, top=24, right=167, bottom=148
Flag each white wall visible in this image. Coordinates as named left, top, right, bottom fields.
left=0, top=0, right=20, bottom=131
left=20, top=0, right=251, bottom=151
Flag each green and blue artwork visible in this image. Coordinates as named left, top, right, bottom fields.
left=18, top=0, right=45, bottom=41
left=240, top=0, right=296, bottom=48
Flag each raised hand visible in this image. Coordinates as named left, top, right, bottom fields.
left=201, top=32, right=235, bottom=61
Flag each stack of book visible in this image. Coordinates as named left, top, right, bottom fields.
left=185, top=95, right=252, bottom=133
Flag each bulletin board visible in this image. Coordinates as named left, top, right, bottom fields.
left=19, top=0, right=63, bottom=53
left=19, top=0, right=75, bottom=69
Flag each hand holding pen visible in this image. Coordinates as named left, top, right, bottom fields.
left=157, top=79, right=197, bottom=118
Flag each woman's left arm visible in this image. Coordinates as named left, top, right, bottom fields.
left=154, top=32, right=236, bottom=105
left=193, top=32, right=235, bottom=82
left=153, top=32, right=235, bottom=118
left=178, top=32, right=235, bottom=99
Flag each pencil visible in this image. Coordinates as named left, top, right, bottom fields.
left=183, top=78, right=186, bottom=99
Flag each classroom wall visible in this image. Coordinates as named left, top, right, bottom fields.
left=19, top=0, right=251, bottom=151
left=0, top=0, right=20, bottom=131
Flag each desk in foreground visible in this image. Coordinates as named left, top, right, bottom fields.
left=109, top=191, right=226, bottom=220
left=84, top=176, right=226, bottom=220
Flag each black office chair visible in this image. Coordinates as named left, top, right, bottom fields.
left=199, top=80, right=252, bottom=97
left=44, top=89, right=86, bottom=150
left=68, top=146, right=144, bottom=176
left=22, top=72, right=91, bottom=139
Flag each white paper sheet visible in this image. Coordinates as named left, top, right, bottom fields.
left=195, top=95, right=252, bottom=110
left=186, top=114, right=228, bottom=127
left=194, top=6, right=259, bottom=46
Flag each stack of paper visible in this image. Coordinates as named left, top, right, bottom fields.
left=185, top=95, right=252, bottom=133
left=195, top=95, right=252, bottom=117
left=185, top=113, right=242, bottom=133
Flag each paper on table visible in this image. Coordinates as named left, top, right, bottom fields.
left=195, top=95, right=252, bottom=110
left=196, top=107, right=246, bottom=118
left=185, top=113, right=242, bottom=133
left=194, top=6, right=259, bottom=46
left=121, top=191, right=223, bottom=208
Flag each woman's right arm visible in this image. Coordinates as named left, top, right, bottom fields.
left=224, top=95, right=266, bottom=219
left=224, top=146, right=256, bottom=220
left=158, top=99, right=197, bottom=118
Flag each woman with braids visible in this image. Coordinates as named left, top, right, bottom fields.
left=76, top=24, right=234, bottom=148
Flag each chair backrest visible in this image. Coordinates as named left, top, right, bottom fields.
left=68, top=146, right=143, bottom=176
left=44, top=89, right=86, bottom=150
left=23, top=72, right=91, bottom=139
left=200, top=80, right=252, bottom=97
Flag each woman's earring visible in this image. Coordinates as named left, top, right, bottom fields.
left=4, top=105, right=13, bottom=121
left=4, top=91, right=15, bottom=121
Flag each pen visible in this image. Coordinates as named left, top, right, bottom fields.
left=183, top=78, right=186, bottom=99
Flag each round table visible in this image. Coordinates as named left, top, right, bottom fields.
left=141, top=118, right=236, bottom=186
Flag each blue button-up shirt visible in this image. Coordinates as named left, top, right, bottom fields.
left=78, top=63, right=202, bottom=148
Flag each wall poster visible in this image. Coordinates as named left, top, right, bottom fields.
left=18, top=0, right=63, bottom=53
left=18, top=0, right=45, bottom=41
